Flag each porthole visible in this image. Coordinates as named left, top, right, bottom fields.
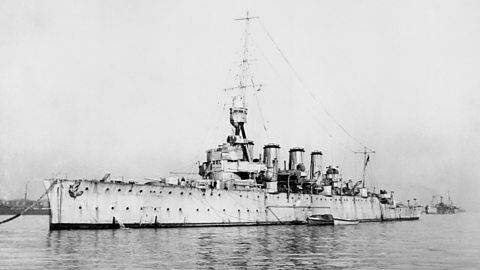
left=189, top=192, right=192, bottom=195
left=106, top=188, right=110, bottom=191
left=128, top=190, right=132, bottom=192
left=247, top=209, right=249, bottom=212
left=223, top=209, right=225, bottom=212
left=140, top=207, right=143, bottom=210
left=118, top=189, right=121, bottom=192
left=111, top=206, right=114, bottom=210
left=196, top=209, right=199, bottom=211
left=207, top=209, right=210, bottom=211
left=238, top=209, right=240, bottom=212
left=256, top=210, right=258, bottom=212
left=179, top=208, right=182, bottom=211
left=154, top=208, right=157, bottom=211
left=257, top=196, right=260, bottom=198
left=180, top=192, right=184, bottom=195
left=78, top=206, right=82, bottom=210
left=166, top=208, right=170, bottom=211
left=95, top=207, right=98, bottom=210
left=139, top=190, right=143, bottom=193
left=126, top=207, right=129, bottom=210
left=218, top=194, right=221, bottom=197
left=85, top=187, right=89, bottom=191
left=240, top=195, right=242, bottom=197
left=168, top=191, right=172, bottom=194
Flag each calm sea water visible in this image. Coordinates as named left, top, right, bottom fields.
left=1, top=213, right=479, bottom=269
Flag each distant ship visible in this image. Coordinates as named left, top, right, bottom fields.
left=0, top=184, right=50, bottom=216
left=0, top=199, right=50, bottom=215
left=425, top=194, right=464, bottom=214
left=42, top=13, right=421, bottom=230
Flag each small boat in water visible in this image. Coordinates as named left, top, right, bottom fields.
left=333, top=218, right=360, bottom=225
left=307, top=215, right=359, bottom=226
left=307, top=214, right=334, bottom=226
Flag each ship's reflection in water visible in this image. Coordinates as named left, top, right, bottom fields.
left=1, top=214, right=479, bottom=269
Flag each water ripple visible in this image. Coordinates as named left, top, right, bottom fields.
left=0, top=213, right=479, bottom=269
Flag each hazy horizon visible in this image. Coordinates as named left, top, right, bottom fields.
left=1, top=1, right=479, bottom=211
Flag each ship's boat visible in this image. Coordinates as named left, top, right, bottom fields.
left=307, top=214, right=334, bottom=226
left=333, top=218, right=360, bottom=226
left=42, top=13, right=422, bottom=230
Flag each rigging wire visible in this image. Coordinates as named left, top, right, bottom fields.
left=251, top=38, right=356, bottom=153
left=258, top=20, right=372, bottom=152
left=253, top=88, right=270, bottom=141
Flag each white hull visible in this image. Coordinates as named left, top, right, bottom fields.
left=44, top=179, right=421, bottom=230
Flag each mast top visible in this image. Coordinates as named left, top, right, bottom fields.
left=231, top=11, right=259, bottom=106
left=234, top=11, right=259, bottom=22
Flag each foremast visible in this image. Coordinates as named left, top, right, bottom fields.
left=229, top=12, right=259, bottom=162
left=199, top=12, right=266, bottom=184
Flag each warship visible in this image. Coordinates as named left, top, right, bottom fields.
left=43, top=14, right=421, bottom=230
left=425, top=195, right=464, bottom=214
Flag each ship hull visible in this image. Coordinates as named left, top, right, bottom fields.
left=44, top=179, right=421, bottom=230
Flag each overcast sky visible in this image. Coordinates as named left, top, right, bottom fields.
left=1, top=1, right=479, bottom=210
